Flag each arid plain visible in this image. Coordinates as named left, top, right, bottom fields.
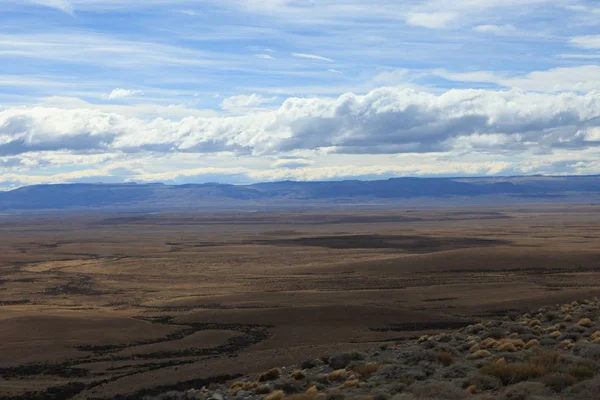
left=1, top=206, right=600, bottom=399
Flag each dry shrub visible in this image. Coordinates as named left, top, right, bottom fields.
left=590, top=331, right=600, bottom=340
left=480, top=351, right=558, bottom=386
left=549, top=331, right=561, bottom=338
left=529, top=319, right=542, bottom=327
left=265, top=390, right=285, bottom=400
left=558, top=339, right=574, bottom=350
left=258, top=368, right=281, bottom=382
left=328, top=369, right=349, bottom=382
left=469, top=350, right=491, bottom=359
left=229, top=381, right=259, bottom=395
left=437, top=352, right=455, bottom=366
left=541, top=372, right=578, bottom=392
left=340, top=378, right=363, bottom=389
left=579, top=318, right=595, bottom=328
left=289, top=370, right=306, bottom=380
left=481, top=338, right=498, bottom=349
left=497, top=342, right=518, bottom=352
left=564, top=314, right=573, bottom=322
left=354, top=362, right=379, bottom=377
left=524, top=339, right=540, bottom=349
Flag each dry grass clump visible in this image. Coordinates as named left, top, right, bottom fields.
left=328, top=369, right=349, bottom=382
left=354, top=362, right=379, bottom=377
left=437, top=351, right=455, bottom=366
left=480, top=351, right=558, bottom=385
left=558, top=339, right=574, bottom=350
left=496, top=342, right=518, bottom=352
left=265, top=390, right=285, bottom=400
left=590, top=331, right=600, bottom=340
left=524, top=339, right=540, bottom=349
left=564, top=314, right=573, bottom=322
left=578, top=318, right=595, bottom=328
left=289, top=370, right=306, bottom=380
left=340, top=377, right=364, bottom=389
left=480, top=338, right=498, bottom=349
left=469, top=350, right=491, bottom=359
left=550, top=331, right=562, bottom=338
left=258, top=368, right=282, bottom=382
left=229, top=381, right=259, bottom=395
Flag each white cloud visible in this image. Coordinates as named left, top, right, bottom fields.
left=26, top=0, right=74, bottom=15
left=104, top=88, right=144, bottom=100
left=2, top=87, right=600, bottom=159
left=328, top=69, right=344, bottom=75
left=570, top=35, right=600, bottom=49
left=473, top=24, right=517, bottom=35
left=292, top=53, right=334, bottom=62
left=406, top=12, right=457, bottom=29
left=256, top=54, right=275, bottom=60
left=220, top=94, right=276, bottom=112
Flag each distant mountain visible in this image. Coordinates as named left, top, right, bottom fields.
left=1, top=175, right=600, bottom=212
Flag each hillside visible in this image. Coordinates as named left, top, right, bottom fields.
left=150, top=298, right=600, bottom=400
left=2, top=175, right=600, bottom=212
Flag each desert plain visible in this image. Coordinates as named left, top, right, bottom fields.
left=1, top=205, right=600, bottom=399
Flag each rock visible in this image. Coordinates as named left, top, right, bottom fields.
left=209, top=393, right=224, bottom=400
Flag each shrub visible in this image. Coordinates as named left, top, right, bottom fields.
left=469, top=350, right=491, bottom=359
left=480, top=362, right=545, bottom=385
left=500, top=382, right=552, bottom=400
left=259, top=368, right=282, bottom=382
left=290, top=370, right=306, bottom=380
left=567, top=365, right=595, bottom=380
left=524, top=339, right=539, bottom=349
left=354, top=362, right=379, bottom=377
left=437, top=352, right=454, bottom=366
left=497, top=342, right=518, bottom=352
left=327, top=369, right=348, bottom=382
left=411, top=381, right=469, bottom=400
left=541, top=372, right=577, bottom=392
left=265, top=390, right=285, bottom=400
left=549, top=331, right=561, bottom=338
left=578, top=318, right=595, bottom=328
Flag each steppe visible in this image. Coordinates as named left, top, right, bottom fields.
left=1, top=205, right=599, bottom=399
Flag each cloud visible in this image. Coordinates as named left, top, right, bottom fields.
left=272, top=159, right=313, bottom=169
left=328, top=69, right=344, bottom=75
left=570, top=35, right=600, bottom=49
left=292, top=53, right=334, bottom=62
left=220, top=94, right=276, bottom=112
left=104, top=88, right=144, bottom=100
left=473, top=24, right=517, bottom=35
left=26, top=0, right=74, bottom=15
left=406, top=12, right=457, bottom=29
left=256, top=54, right=275, bottom=60
left=2, top=87, right=600, bottom=159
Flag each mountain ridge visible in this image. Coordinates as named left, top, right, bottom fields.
left=2, top=175, right=600, bottom=212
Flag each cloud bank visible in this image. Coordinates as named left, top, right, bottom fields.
left=2, top=88, right=599, bottom=158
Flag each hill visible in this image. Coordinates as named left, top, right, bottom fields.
left=2, top=175, right=600, bottom=211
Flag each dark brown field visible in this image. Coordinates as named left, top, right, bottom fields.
left=1, top=206, right=600, bottom=399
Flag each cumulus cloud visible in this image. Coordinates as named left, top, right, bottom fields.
left=104, top=88, right=144, bottom=100
left=2, top=87, right=600, bottom=159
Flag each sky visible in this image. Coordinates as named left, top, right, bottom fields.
left=1, top=1, right=600, bottom=189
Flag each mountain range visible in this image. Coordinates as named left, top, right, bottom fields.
left=1, top=175, right=600, bottom=212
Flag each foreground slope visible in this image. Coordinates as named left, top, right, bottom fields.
left=157, top=298, right=600, bottom=400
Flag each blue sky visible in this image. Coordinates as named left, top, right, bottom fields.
left=1, top=0, right=600, bottom=189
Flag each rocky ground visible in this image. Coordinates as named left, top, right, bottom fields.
left=148, top=298, right=600, bottom=400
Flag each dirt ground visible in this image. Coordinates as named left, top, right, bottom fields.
left=0, top=206, right=599, bottom=399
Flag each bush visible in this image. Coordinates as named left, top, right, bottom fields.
left=258, top=368, right=282, bottom=382
left=411, top=381, right=469, bottom=400
left=480, top=362, right=545, bottom=385
left=567, top=365, right=595, bottom=380
left=354, top=362, right=379, bottom=377
left=541, top=372, right=577, bottom=392
left=437, top=352, right=454, bottom=366
left=500, top=381, right=552, bottom=400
